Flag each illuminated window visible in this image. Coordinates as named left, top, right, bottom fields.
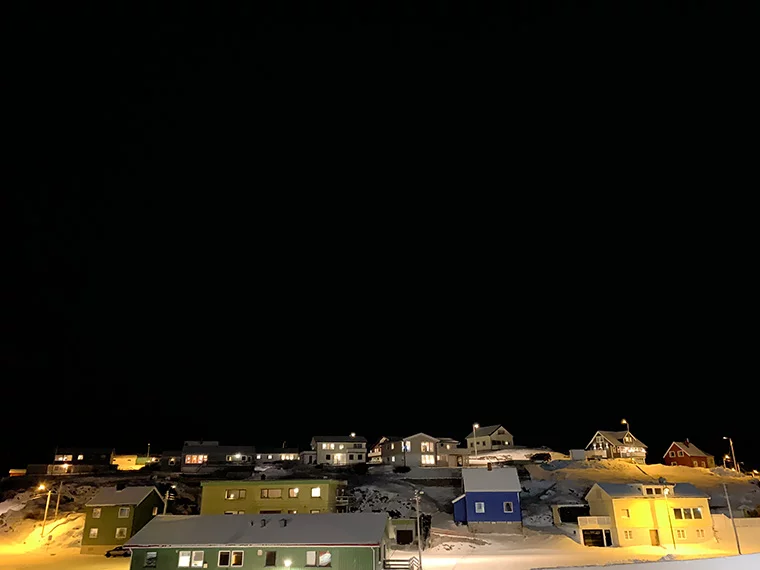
left=676, top=529, right=686, bottom=539
left=230, top=552, right=244, bottom=567
left=89, top=528, right=98, bottom=538
left=311, top=487, right=321, bottom=498
left=185, top=454, right=208, bottom=465
left=288, top=510, right=297, bottom=514
left=191, top=551, right=204, bottom=567
left=503, top=502, right=513, bottom=513
left=145, top=552, right=157, bottom=568
left=289, top=488, right=299, bottom=498
left=402, top=441, right=411, bottom=452
left=475, top=502, right=485, bottom=513
left=260, top=489, right=282, bottom=499
left=624, top=530, right=633, bottom=540
left=329, top=444, right=335, bottom=450
left=115, top=527, right=127, bottom=539
left=268, top=455, right=273, bottom=459
left=421, top=442, right=433, bottom=453
left=310, top=509, right=320, bottom=513
left=118, top=507, right=130, bottom=518
left=621, top=508, right=630, bottom=518
left=152, top=507, right=158, bottom=516
left=256, top=455, right=261, bottom=459
left=77, top=454, right=84, bottom=460
left=693, top=508, right=703, bottom=519
left=92, top=508, right=101, bottom=519
left=696, top=529, right=705, bottom=538
left=318, top=551, right=332, bottom=567
left=178, top=551, right=191, bottom=567
left=421, top=454, right=435, bottom=465
left=391, top=443, right=395, bottom=450
left=339, top=444, right=344, bottom=450
left=391, top=456, right=396, bottom=462
left=225, top=489, right=247, bottom=500
left=322, top=443, right=328, bottom=449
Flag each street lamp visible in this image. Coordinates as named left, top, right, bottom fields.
left=724, top=437, right=740, bottom=474
left=414, top=489, right=425, bottom=569
left=663, top=487, right=677, bottom=551
left=163, top=485, right=177, bottom=515
left=36, top=485, right=52, bottom=538
left=621, top=418, right=630, bottom=432
left=471, top=423, right=479, bottom=457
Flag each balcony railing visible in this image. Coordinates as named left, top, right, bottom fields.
left=578, top=516, right=611, bottom=527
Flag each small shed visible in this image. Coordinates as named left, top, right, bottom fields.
left=452, top=466, right=522, bottom=533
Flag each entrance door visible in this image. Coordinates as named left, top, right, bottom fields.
left=650, top=529, right=660, bottom=546
left=582, top=529, right=605, bottom=547
left=396, top=530, right=414, bottom=545
left=604, top=529, right=612, bottom=546
left=333, top=453, right=346, bottom=466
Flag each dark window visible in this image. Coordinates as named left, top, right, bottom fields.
left=144, top=552, right=157, bottom=568
left=654, top=488, right=663, bottom=495
left=349, top=454, right=354, bottom=460
left=673, top=508, right=683, bottom=519
left=219, top=551, right=231, bottom=566
left=265, top=551, right=277, bottom=566
left=325, top=454, right=331, bottom=460
left=646, top=488, right=654, bottom=495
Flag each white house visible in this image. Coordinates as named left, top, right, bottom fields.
left=380, top=433, right=462, bottom=467
left=466, top=425, right=514, bottom=455
left=310, top=434, right=367, bottom=466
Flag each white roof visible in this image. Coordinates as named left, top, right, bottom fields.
left=86, top=486, right=162, bottom=507
left=462, top=467, right=521, bottom=492
left=126, top=513, right=389, bottom=548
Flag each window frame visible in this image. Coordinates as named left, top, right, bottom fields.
left=230, top=551, right=244, bottom=567
left=92, top=507, right=102, bottom=519
left=89, top=527, right=99, bottom=538
left=311, top=487, right=321, bottom=498
left=178, top=551, right=191, bottom=567
left=624, top=530, right=633, bottom=540
left=144, top=551, right=157, bottom=568
left=503, top=501, right=514, bottom=513
left=289, top=488, right=299, bottom=498
left=115, top=527, right=128, bottom=539
left=218, top=551, right=231, bottom=567
left=264, top=551, right=277, bottom=567
left=318, top=551, right=332, bottom=567
left=621, top=508, right=630, bottom=518
left=190, top=551, right=204, bottom=568
left=474, top=502, right=485, bottom=514
left=118, top=506, right=130, bottom=518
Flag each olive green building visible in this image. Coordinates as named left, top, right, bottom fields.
left=126, top=513, right=391, bottom=570
left=200, top=479, right=349, bottom=515
left=81, top=485, right=165, bottom=554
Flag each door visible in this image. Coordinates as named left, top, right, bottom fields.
left=582, top=529, right=605, bottom=547
left=333, top=453, right=346, bottom=466
left=650, top=529, right=660, bottom=546
left=396, top=530, right=414, bottom=545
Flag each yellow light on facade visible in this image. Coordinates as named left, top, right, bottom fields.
left=284, top=559, right=292, bottom=567
left=235, top=453, right=241, bottom=459
left=37, top=484, right=46, bottom=491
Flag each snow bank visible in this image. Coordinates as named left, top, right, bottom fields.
left=536, top=552, right=760, bottom=569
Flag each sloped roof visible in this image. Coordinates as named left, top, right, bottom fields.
left=183, top=444, right=255, bottom=454
left=591, top=430, right=647, bottom=449
left=591, top=482, right=709, bottom=499
left=86, top=486, right=162, bottom=507
left=666, top=442, right=712, bottom=458
left=436, top=437, right=460, bottom=444
left=466, top=425, right=510, bottom=439
left=256, top=449, right=299, bottom=455
left=403, top=433, right=439, bottom=441
left=462, top=467, right=521, bottom=492
left=311, top=435, right=368, bottom=443
left=126, top=513, right=388, bottom=548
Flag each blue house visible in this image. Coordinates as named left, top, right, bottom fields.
left=452, top=466, right=522, bottom=533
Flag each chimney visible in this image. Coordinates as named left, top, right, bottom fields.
left=116, top=483, right=126, bottom=491
left=684, top=439, right=690, bottom=446
left=279, top=518, right=288, bottom=527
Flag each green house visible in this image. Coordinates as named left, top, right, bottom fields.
left=81, top=485, right=165, bottom=555
left=126, top=512, right=391, bottom=570
left=200, top=479, right=349, bottom=515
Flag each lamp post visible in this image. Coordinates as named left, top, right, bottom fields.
left=414, top=489, right=424, bottom=569
left=38, top=485, right=52, bottom=538
left=163, top=485, right=177, bottom=515
left=723, top=483, right=742, bottom=554
left=471, top=423, right=479, bottom=457
left=723, top=437, right=739, bottom=474
left=663, top=487, right=677, bottom=551
left=621, top=418, right=630, bottom=433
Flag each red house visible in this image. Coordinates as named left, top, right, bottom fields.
left=663, top=440, right=715, bottom=468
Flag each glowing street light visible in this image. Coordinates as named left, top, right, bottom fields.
left=471, top=423, right=479, bottom=457
left=723, top=437, right=740, bottom=474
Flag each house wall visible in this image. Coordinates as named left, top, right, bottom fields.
left=133, top=492, right=165, bottom=536
left=112, top=455, right=142, bottom=471
left=381, top=435, right=438, bottom=467
left=314, top=441, right=366, bottom=465
left=462, top=491, right=521, bottom=523
left=587, top=493, right=713, bottom=548
left=467, top=428, right=513, bottom=453
left=81, top=505, right=135, bottom=555
left=664, top=446, right=713, bottom=468
left=129, top=544, right=383, bottom=570
left=200, top=480, right=347, bottom=515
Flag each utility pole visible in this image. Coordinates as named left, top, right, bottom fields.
left=724, top=437, right=740, bottom=474
left=53, top=481, right=63, bottom=519
left=723, top=484, right=742, bottom=555
left=414, top=489, right=424, bottom=569
left=162, top=485, right=176, bottom=515
left=147, top=443, right=151, bottom=458
left=663, top=487, right=676, bottom=551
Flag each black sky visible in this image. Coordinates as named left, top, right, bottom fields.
left=3, top=2, right=758, bottom=478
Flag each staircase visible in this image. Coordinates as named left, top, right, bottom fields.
left=383, top=557, right=420, bottom=569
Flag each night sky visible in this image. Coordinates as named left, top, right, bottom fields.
left=3, top=3, right=757, bottom=478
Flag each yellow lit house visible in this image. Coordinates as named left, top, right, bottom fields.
left=579, top=482, right=713, bottom=548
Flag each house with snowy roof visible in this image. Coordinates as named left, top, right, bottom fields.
left=585, top=429, right=647, bottom=464
left=379, top=433, right=465, bottom=468
left=125, top=512, right=391, bottom=570
left=309, top=434, right=367, bottom=466
left=579, top=482, right=712, bottom=548
left=465, top=424, right=514, bottom=455
left=452, top=465, right=522, bottom=533
left=663, top=440, right=715, bottom=468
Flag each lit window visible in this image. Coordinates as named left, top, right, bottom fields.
left=310, top=509, right=320, bottom=513
left=231, top=551, right=244, bottom=567
left=89, top=528, right=98, bottom=538
left=118, top=507, right=130, bottom=518
left=421, top=454, right=435, bottom=465
left=676, top=529, right=686, bottom=539
left=288, top=510, right=297, bottom=514
left=268, top=455, right=273, bottom=459
left=306, top=551, right=317, bottom=566
left=621, top=509, right=630, bottom=518
left=446, top=444, right=451, bottom=449
left=421, top=442, right=433, bottom=452
left=402, top=441, right=411, bottom=452
left=256, top=454, right=261, bottom=459
left=391, top=443, right=395, bottom=450
left=77, top=454, right=84, bottom=460
left=226, top=489, right=247, bottom=500
left=329, top=444, right=335, bottom=450
left=503, top=502, right=513, bottom=513
left=683, top=508, right=693, bottom=520
left=219, top=551, right=231, bottom=567
left=261, top=489, right=282, bottom=499
left=624, top=530, right=633, bottom=540
left=115, top=527, right=127, bottom=539
left=190, top=551, right=204, bottom=567
left=391, top=456, right=396, bottom=462
left=322, top=443, right=328, bottom=450
left=152, top=507, right=158, bottom=516
left=339, top=444, right=344, bottom=450
left=289, top=488, right=299, bottom=498
left=693, top=508, right=703, bottom=519
left=318, top=551, right=332, bottom=567
left=178, top=551, right=191, bottom=567
left=475, top=502, right=485, bottom=513
left=311, top=487, right=321, bottom=498
left=145, top=552, right=157, bottom=568
left=92, top=508, right=101, bottom=519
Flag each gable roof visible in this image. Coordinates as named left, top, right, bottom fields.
left=665, top=441, right=712, bottom=458
left=125, top=513, right=389, bottom=548
left=86, top=486, right=162, bottom=507
left=256, top=448, right=300, bottom=455
left=587, top=430, right=647, bottom=449
left=183, top=444, right=255, bottom=454
left=462, top=467, right=521, bottom=492
left=589, top=482, right=709, bottom=499
left=403, top=433, right=439, bottom=441
left=466, top=425, right=510, bottom=439
left=436, top=437, right=460, bottom=444
left=311, top=435, right=368, bottom=443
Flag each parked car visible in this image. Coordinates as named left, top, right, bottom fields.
left=530, top=452, right=552, bottom=463
left=105, top=546, right=131, bottom=557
